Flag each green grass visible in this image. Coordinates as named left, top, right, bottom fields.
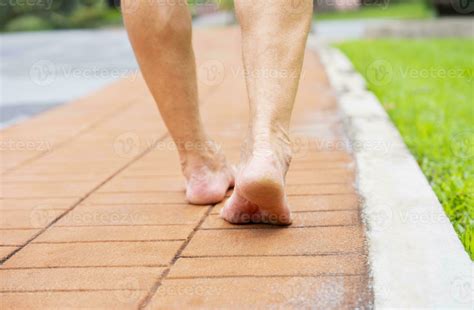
left=1, top=7, right=123, bottom=32
left=337, top=40, right=474, bottom=260
left=315, top=2, right=434, bottom=21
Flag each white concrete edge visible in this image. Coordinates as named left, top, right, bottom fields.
left=307, top=36, right=473, bottom=309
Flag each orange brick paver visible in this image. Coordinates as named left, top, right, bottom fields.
left=0, top=28, right=372, bottom=308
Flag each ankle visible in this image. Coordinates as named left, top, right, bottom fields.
left=179, top=139, right=225, bottom=174
left=250, top=128, right=292, bottom=169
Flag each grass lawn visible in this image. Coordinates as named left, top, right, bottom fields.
left=337, top=40, right=474, bottom=259
left=315, top=2, right=434, bottom=21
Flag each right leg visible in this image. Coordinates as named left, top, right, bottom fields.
left=122, top=0, right=233, bottom=204
left=220, top=0, right=312, bottom=225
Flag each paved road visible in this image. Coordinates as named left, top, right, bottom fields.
left=0, top=12, right=237, bottom=129
left=0, top=28, right=138, bottom=128
left=312, top=18, right=389, bottom=42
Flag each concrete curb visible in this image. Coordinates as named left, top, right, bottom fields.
left=307, top=36, right=473, bottom=309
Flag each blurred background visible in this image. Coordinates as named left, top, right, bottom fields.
left=1, top=0, right=472, bottom=33
left=0, top=0, right=472, bottom=128
left=0, top=0, right=472, bottom=33
left=0, top=0, right=473, bottom=258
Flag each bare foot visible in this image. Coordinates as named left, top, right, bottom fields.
left=182, top=141, right=234, bottom=205
left=220, top=139, right=292, bottom=225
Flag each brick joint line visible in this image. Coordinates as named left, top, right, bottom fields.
left=1, top=264, right=169, bottom=270
left=166, top=273, right=368, bottom=280
left=1, top=98, right=139, bottom=176
left=31, top=239, right=187, bottom=244
left=200, top=224, right=361, bottom=231
left=178, top=251, right=366, bottom=258
left=0, top=132, right=170, bottom=265
left=137, top=205, right=214, bottom=309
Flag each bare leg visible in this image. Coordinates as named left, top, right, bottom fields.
left=221, top=0, right=312, bottom=224
left=123, top=0, right=233, bottom=204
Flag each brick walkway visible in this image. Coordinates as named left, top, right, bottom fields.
left=0, top=28, right=372, bottom=308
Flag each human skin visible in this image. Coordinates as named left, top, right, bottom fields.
left=122, top=0, right=234, bottom=205
left=123, top=0, right=312, bottom=224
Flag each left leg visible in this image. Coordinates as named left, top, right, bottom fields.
left=123, top=0, right=234, bottom=204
